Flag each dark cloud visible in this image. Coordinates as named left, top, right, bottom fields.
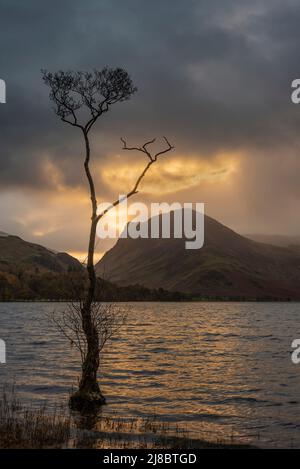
left=1, top=0, right=300, bottom=247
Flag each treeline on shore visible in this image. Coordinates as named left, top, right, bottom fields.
left=0, top=270, right=295, bottom=302
left=0, top=271, right=187, bottom=302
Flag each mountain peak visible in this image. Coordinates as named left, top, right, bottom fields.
left=97, top=213, right=300, bottom=300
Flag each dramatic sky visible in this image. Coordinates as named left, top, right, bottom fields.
left=1, top=0, right=300, bottom=260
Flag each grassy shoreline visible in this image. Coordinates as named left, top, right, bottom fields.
left=0, top=391, right=255, bottom=449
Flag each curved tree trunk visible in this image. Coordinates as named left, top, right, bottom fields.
left=70, top=130, right=105, bottom=408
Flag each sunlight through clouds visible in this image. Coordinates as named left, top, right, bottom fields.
left=101, top=153, right=239, bottom=195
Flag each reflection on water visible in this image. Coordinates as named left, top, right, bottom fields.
left=0, top=301, right=300, bottom=448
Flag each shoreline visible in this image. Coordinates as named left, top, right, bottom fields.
left=0, top=391, right=256, bottom=449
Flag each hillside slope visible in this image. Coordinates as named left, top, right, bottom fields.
left=97, top=212, right=300, bottom=299
left=0, top=232, right=83, bottom=300
left=0, top=232, right=184, bottom=301
left=0, top=232, right=82, bottom=274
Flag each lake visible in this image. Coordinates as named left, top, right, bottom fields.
left=0, top=301, right=300, bottom=448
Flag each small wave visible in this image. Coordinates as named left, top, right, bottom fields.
left=219, top=396, right=268, bottom=405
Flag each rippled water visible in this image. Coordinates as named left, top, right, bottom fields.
left=1, top=301, right=300, bottom=447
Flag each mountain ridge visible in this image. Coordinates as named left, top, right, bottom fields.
left=96, top=211, right=300, bottom=300
left=0, top=232, right=82, bottom=274
left=0, top=231, right=184, bottom=301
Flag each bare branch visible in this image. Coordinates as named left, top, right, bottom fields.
left=121, top=137, right=144, bottom=155
left=121, top=136, right=174, bottom=162
left=96, top=137, right=174, bottom=223
left=51, top=302, right=127, bottom=365
left=153, top=136, right=174, bottom=160
left=142, top=138, right=156, bottom=152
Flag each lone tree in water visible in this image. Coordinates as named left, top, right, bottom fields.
left=42, top=68, right=174, bottom=408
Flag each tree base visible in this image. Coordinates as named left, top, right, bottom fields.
left=69, top=390, right=106, bottom=411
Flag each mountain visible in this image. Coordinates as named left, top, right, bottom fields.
left=0, top=233, right=83, bottom=300
left=0, top=233, right=82, bottom=274
left=0, top=232, right=184, bottom=301
left=246, top=234, right=300, bottom=249
left=96, top=211, right=300, bottom=300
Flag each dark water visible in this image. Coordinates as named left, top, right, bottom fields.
left=1, top=301, right=300, bottom=448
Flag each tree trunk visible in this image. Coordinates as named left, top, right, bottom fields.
left=70, top=130, right=105, bottom=409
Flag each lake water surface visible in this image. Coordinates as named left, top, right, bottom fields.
left=1, top=301, right=300, bottom=448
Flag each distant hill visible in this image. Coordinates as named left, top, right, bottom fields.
left=246, top=234, right=300, bottom=249
left=97, top=211, right=300, bottom=300
left=3, top=223, right=300, bottom=301
left=0, top=233, right=84, bottom=300
left=0, top=233, right=82, bottom=274
left=0, top=232, right=184, bottom=301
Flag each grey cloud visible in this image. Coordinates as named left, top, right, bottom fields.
left=1, top=0, right=300, bottom=246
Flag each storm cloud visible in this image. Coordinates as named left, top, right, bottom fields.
left=1, top=0, right=300, bottom=253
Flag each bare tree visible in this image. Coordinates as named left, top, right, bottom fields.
left=52, top=301, right=126, bottom=367
left=42, top=68, right=174, bottom=408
